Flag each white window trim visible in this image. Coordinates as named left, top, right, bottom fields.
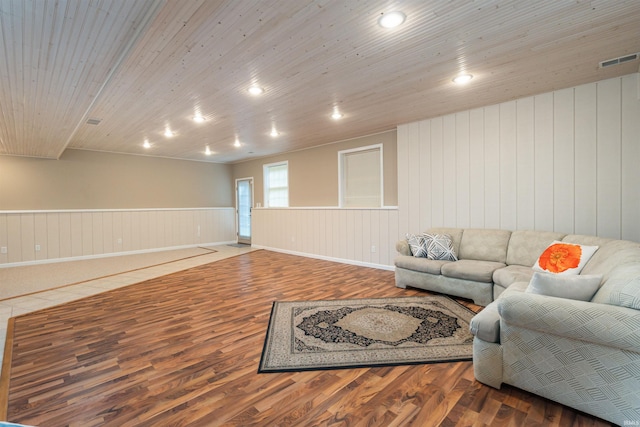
left=263, top=160, right=289, bottom=208
left=338, top=143, right=383, bottom=208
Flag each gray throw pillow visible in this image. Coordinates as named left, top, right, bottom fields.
left=423, top=233, right=458, bottom=261
left=526, top=271, right=603, bottom=301
left=406, top=233, right=427, bottom=258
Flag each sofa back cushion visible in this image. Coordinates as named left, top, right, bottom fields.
left=506, top=230, right=567, bottom=266
left=591, top=263, right=640, bottom=309
left=580, top=240, right=640, bottom=278
left=425, top=227, right=464, bottom=257
left=458, top=228, right=511, bottom=263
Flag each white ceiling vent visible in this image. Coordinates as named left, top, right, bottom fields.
left=599, top=53, right=639, bottom=68
left=86, top=118, right=102, bottom=125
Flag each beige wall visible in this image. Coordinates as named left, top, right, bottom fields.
left=0, top=149, right=233, bottom=210
left=231, top=130, right=397, bottom=207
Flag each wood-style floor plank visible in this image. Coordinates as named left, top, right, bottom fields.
left=1, top=251, right=613, bottom=426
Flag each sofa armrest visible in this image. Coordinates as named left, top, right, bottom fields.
left=396, top=239, right=411, bottom=256
left=498, top=293, right=640, bottom=352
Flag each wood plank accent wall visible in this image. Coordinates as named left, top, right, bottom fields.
left=397, top=73, right=640, bottom=242
left=252, top=208, right=399, bottom=269
left=0, top=208, right=236, bottom=266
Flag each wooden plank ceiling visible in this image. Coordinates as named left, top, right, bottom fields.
left=0, top=0, right=639, bottom=163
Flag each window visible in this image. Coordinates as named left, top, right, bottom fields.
left=263, top=161, right=289, bottom=207
left=339, top=144, right=383, bottom=208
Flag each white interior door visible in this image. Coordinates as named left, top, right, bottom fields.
left=236, top=178, right=253, bottom=244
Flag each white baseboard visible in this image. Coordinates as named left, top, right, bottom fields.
left=251, top=245, right=395, bottom=271
left=0, top=241, right=236, bottom=269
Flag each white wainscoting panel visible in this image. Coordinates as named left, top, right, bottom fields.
left=252, top=208, right=399, bottom=269
left=0, top=208, right=236, bottom=266
left=398, top=73, right=640, bottom=242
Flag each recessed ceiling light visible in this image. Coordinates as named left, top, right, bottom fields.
left=205, top=146, right=212, bottom=155
left=270, top=127, right=279, bottom=137
left=143, top=139, right=151, bottom=149
left=378, top=11, right=406, bottom=28
left=164, top=127, right=174, bottom=138
left=248, top=86, right=264, bottom=96
left=234, top=138, right=241, bottom=147
left=453, top=74, right=473, bottom=84
left=331, top=111, right=343, bottom=120
left=193, top=114, right=205, bottom=123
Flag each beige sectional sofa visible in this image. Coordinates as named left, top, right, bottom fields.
left=395, top=227, right=640, bottom=425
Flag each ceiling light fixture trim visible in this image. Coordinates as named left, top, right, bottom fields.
left=378, top=11, right=406, bottom=29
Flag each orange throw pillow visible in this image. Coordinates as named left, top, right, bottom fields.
left=533, top=241, right=599, bottom=275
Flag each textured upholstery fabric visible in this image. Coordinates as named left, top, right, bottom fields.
left=394, top=255, right=451, bottom=275
left=562, top=234, right=613, bottom=247
left=492, top=265, right=534, bottom=288
left=395, top=239, right=411, bottom=256
left=441, top=259, right=506, bottom=283
left=592, top=264, right=640, bottom=309
left=472, top=338, right=503, bottom=389
left=458, top=228, right=511, bottom=263
left=506, top=230, right=567, bottom=266
left=469, top=302, right=501, bottom=343
left=394, top=266, right=493, bottom=306
left=499, top=292, right=640, bottom=352
left=581, top=241, right=640, bottom=278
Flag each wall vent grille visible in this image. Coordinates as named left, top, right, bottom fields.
left=600, top=53, right=639, bottom=68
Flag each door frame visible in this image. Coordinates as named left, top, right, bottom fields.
left=235, top=177, right=254, bottom=245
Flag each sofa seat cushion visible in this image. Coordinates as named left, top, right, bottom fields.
left=469, top=301, right=501, bottom=343
left=394, top=255, right=452, bottom=275
left=441, top=260, right=506, bottom=283
left=493, top=265, right=534, bottom=288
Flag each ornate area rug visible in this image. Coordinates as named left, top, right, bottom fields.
left=258, top=295, right=475, bottom=373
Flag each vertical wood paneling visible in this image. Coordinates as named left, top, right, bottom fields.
left=553, top=88, right=575, bottom=234
left=92, top=212, right=104, bottom=255
left=59, top=213, right=72, bottom=259
left=70, top=213, right=83, bottom=257
left=396, top=73, right=639, bottom=242
left=0, top=208, right=235, bottom=265
left=484, top=105, right=501, bottom=229
left=407, top=123, right=421, bottom=232
left=7, top=215, right=21, bottom=263
left=574, top=83, right=598, bottom=235
left=516, top=97, right=535, bottom=230
left=46, top=213, right=60, bottom=259
left=20, top=214, right=35, bottom=261
left=596, top=78, right=622, bottom=239
left=443, top=114, right=457, bottom=227
left=0, top=214, right=7, bottom=264
left=430, top=118, right=444, bottom=226
left=534, top=93, right=554, bottom=231
left=455, top=112, right=470, bottom=228
left=621, top=74, right=640, bottom=243
left=469, top=108, right=485, bottom=228
left=34, top=213, right=47, bottom=260
left=103, top=211, right=114, bottom=254
left=396, top=125, right=410, bottom=239
left=251, top=208, right=400, bottom=269
left=499, top=101, right=517, bottom=230
left=418, top=120, right=432, bottom=231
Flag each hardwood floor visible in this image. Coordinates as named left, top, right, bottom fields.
left=1, top=251, right=612, bottom=426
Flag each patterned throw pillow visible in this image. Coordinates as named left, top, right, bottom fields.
left=406, top=233, right=428, bottom=258
left=423, top=234, right=458, bottom=261
left=533, top=241, right=599, bottom=275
